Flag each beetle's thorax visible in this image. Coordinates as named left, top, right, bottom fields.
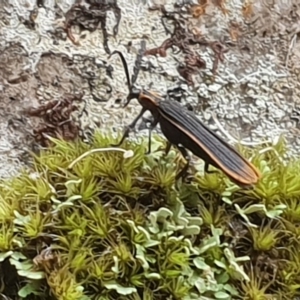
left=138, top=89, right=161, bottom=111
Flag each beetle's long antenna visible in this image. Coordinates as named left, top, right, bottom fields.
left=109, top=51, right=132, bottom=91
left=131, top=40, right=146, bottom=85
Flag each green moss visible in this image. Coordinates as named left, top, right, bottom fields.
left=0, top=130, right=299, bottom=299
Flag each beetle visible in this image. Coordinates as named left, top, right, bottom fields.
left=108, top=41, right=261, bottom=186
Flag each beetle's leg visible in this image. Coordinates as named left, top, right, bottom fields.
left=165, top=141, right=172, bottom=156
left=175, top=145, right=191, bottom=180
left=111, top=108, right=146, bottom=147
left=204, top=162, right=218, bottom=174
left=145, top=116, right=159, bottom=155
left=146, top=129, right=152, bottom=155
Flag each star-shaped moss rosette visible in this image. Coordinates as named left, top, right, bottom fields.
left=0, top=131, right=299, bottom=299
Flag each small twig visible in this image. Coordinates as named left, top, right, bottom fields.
left=285, top=34, right=297, bottom=68
left=211, top=111, right=270, bottom=146
left=256, top=146, right=284, bottom=164
left=68, top=148, right=134, bottom=169
left=237, top=71, right=260, bottom=83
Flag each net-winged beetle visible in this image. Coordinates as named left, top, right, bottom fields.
left=109, top=41, right=261, bottom=187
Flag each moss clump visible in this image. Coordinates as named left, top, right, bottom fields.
left=0, top=131, right=299, bottom=300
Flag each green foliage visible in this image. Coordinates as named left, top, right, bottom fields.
left=0, top=131, right=299, bottom=300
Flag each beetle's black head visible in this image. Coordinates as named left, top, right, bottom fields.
left=123, top=87, right=141, bottom=107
